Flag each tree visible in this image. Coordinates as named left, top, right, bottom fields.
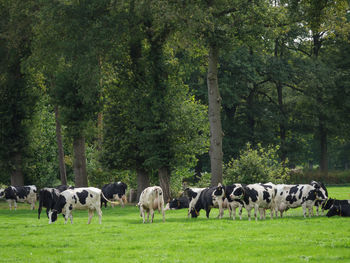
left=0, top=0, right=39, bottom=185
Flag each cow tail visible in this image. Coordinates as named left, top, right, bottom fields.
left=157, top=189, right=161, bottom=212
left=101, top=191, right=119, bottom=205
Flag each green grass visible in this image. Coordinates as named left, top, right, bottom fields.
left=0, top=186, right=349, bottom=263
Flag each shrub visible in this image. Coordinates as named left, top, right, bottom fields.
left=223, top=143, right=289, bottom=185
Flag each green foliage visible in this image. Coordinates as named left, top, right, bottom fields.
left=224, top=143, right=290, bottom=185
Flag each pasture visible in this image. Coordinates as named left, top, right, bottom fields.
left=0, top=186, right=349, bottom=263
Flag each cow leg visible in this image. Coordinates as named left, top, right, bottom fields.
left=96, top=207, right=102, bottom=224
left=247, top=208, right=252, bottom=221
left=206, top=208, right=211, bottom=219
left=254, top=205, right=259, bottom=221
left=150, top=208, right=154, bottom=223
left=232, top=207, right=236, bottom=220
left=147, top=210, right=150, bottom=223
left=270, top=208, right=274, bottom=219
left=308, top=206, right=312, bottom=218
left=88, top=209, right=94, bottom=224
left=161, top=208, right=165, bottom=222
left=302, top=204, right=307, bottom=218
left=239, top=206, right=243, bottom=220
left=14, top=201, right=17, bottom=211
left=141, top=207, right=146, bottom=223
left=69, top=213, right=73, bottom=224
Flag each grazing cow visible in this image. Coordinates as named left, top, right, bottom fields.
left=274, top=183, right=327, bottom=218
left=310, top=181, right=328, bottom=215
left=38, top=185, right=74, bottom=221
left=229, top=183, right=275, bottom=221
left=224, top=184, right=244, bottom=220
left=322, top=198, right=350, bottom=211
left=38, top=188, right=60, bottom=220
left=3, top=185, right=37, bottom=210
left=50, top=187, right=103, bottom=224
left=138, top=186, right=165, bottom=223
left=190, top=183, right=225, bottom=219
left=183, top=187, right=205, bottom=218
left=101, top=182, right=127, bottom=208
left=326, top=203, right=350, bottom=217
left=165, top=196, right=189, bottom=210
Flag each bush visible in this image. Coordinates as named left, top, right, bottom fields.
left=223, top=143, right=289, bottom=185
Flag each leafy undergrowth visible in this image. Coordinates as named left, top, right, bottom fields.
left=0, top=186, right=349, bottom=263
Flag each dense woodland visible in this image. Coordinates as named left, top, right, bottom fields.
left=1, top=0, right=350, bottom=201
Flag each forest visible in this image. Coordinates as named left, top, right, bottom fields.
left=1, top=0, right=350, bottom=201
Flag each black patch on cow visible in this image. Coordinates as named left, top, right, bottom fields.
left=280, top=191, right=283, bottom=196
left=77, top=190, right=89, bottom=205
left=90, top=194, right=93, bottom=198
left=53, top=195, right=66, bottom=214
left=38, top=188, right=60, bottom=219
left=243, top=187, right=258, bottom=205
left=69, top=204, right=73, bottom=210
left=289, top=186, right=299, bottom=195
left=263, top=191, right=271, bottom=203
left=298, top=186, right=304, bottom=200
left=73, top=195, right=77, bottom=204
left=306, top=190, right=316, bottom=201
left=233, top=187, right=244, bottom=198
left=286, top=195, right=297, bottom=204
left=101, top=182, right=127, bottom=207
left=169, top=196, right=189, bottom=209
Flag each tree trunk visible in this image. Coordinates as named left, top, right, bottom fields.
left=159, top=166, right=171, bottom=202
left=73, top=136, right=88, bottom=187
left=319, top=121, right=328, bottom=175
left=207, top=43, right=223, bottom=187
left=10, top=152, right=24, bottom=186
left=276, top=82, right=287, bottom=163
left=97, top=112, right=103, bottom=151
left=55, top=106, right=67, bottom=185
left=136, top=168, right=150, bottom=201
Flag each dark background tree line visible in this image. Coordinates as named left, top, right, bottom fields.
left=1, top=0, right=349, bottom=201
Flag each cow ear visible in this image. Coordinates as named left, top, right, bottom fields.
left=217, top=183, right=222, bottom=187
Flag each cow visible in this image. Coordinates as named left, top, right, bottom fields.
left=37, top=185, right=73, bottom=221
left=101, top=182, right=127, bottom=208
left=326, top=203, right=350, bottom=217
left=50, top=187, right=103, bottom=224
left=3, top=185, right=37, bottom=210
left=224, top=184, right=244, bottom=220
left=137, top=186, right=165, bottom=223
left=229, top=183, right=276, bottom=221
left=274, top=183, right=327, bottom=218
left=189, top=183, right=225, bottom=219
left=322, top=198, right=350, bottom=211
left=165, top=196, right=189, bottom=210
left=183, top=187, right=205, bottom=218
left=310, top=180, right=328, bottom=216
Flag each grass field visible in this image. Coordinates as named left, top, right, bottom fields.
left=0, top=186, right=349, bottom=263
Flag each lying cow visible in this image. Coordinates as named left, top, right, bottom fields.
left=183, top=187, right=205, bottom=218
left=326, top=203, right=350, bottom=217
left=138, top=186, right=165, bottom=223
left=3, top=185, right=37, bottom=210
left=101, top=181, right=127, bottom=208
left=38, top=185, right=73, bottom=221
left=274, top=183, right=326, bottom=218
left=190, top=183, right=225, bottom=219
left=50, top=187, right=103, bottom=224
left=165, top=196, right=189, bottom=210
left=322, top=198, right=350, bottom=211
left=310, top=180, right=328, bottom=216
left=229, top=183, right=275, bottom=221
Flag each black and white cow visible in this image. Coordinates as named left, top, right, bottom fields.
left=3, top=185, right=37, bottom=210
left=190, top=183, right=225, bottom=219
left=310, top=180, right=328, bottom=216
left=101, top=182, right=127, bottom=208
left=229, top=183, right=275, bottom=221
left=137, top=186, right=165, bottom=223
left=165, top=196, right=189, bottom=210
left=50, top=187, right=103, bottom=224
left=183, top=187, right=205, bottom=218
left=326, top=203, right=350, bottom=217
left=37, top=185, right=73, bottom=221
left=322, top=198, right=350, bottom=211
left=274, top=183, right=327, bottom=218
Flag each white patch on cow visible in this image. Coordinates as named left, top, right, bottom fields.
left=187, top=187, right=205, bottom=218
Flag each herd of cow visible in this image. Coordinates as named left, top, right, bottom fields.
left=0, top=180, right=349, bottom=224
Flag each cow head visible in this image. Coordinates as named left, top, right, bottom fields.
left=229, top=184, right=245, bottom=201
left=311, top=181, right=328, bottom=200
left=190, top=207, right=200, bottom=218
left=212, top=183, right=225, bottom=205
left=326, top=205, right=340, bottom=217
left=169, top=198, right=180, bottom=209
left=322, top=198, right=335, bottom=210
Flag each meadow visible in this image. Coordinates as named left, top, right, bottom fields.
left=0, top=186, right=349, bottom=263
